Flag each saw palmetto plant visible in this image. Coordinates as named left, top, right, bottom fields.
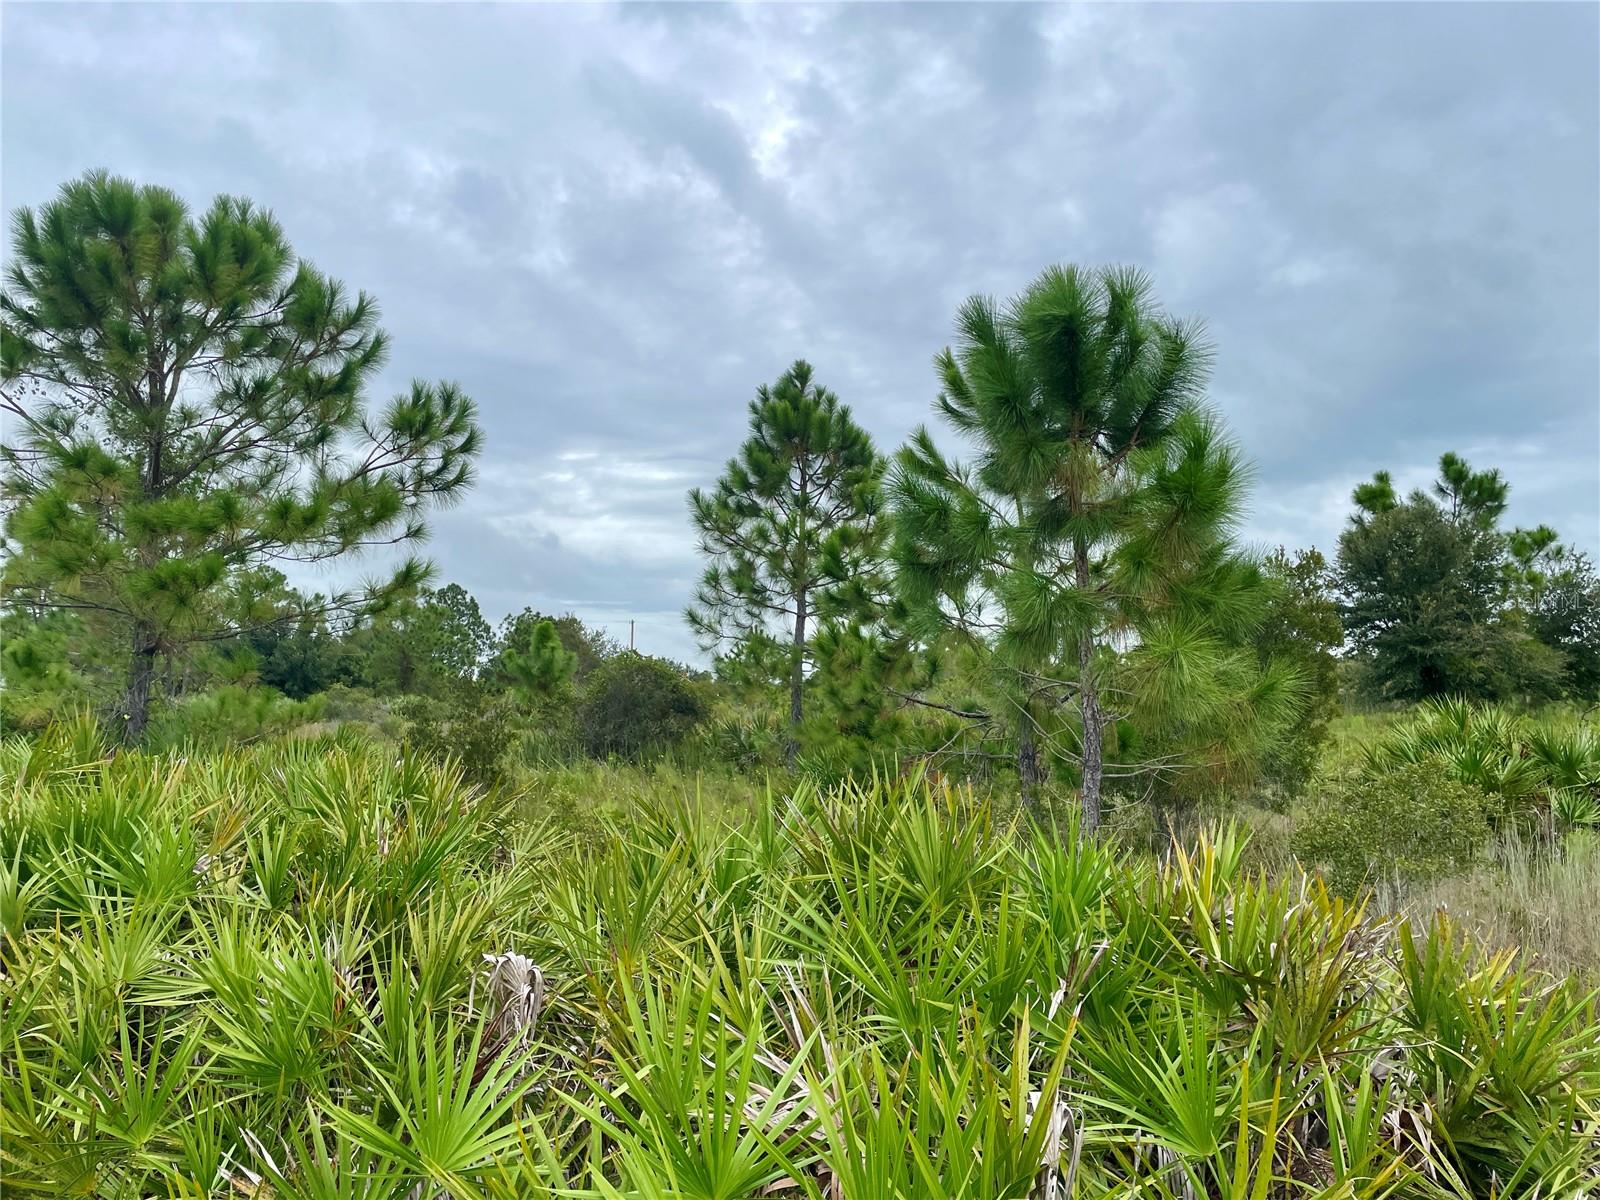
left=1366, top=698, right=1600, bottom=830
left=2, top=724, right=1597, bottom=1198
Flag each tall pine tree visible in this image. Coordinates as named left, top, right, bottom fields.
left=891, top=264, right=1300, bottom=829
left=1, top=172, right=481, bottom=738
left=687, top=360, right=884, bottom=761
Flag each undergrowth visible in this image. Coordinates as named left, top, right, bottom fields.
left=1, top=728, right=1596, bottom=1198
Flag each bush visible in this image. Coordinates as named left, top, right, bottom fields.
left=144, top=685, right=325, bottom=750
left=1293, top=763, right=1492, bottom=894
left=1365, top=698, right=1600, bottom=826
left=313, top=683, right=405, bottom=739
left=397, top=686, right=518, bottom=784
left=576, top=652, right=706, bottom=760
left=693, top=711, right=786, bottom=772
left=4, top=737, right=1596, bottom=1193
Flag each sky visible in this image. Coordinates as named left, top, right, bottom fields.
left=4, top=2, right=1597, bottom=664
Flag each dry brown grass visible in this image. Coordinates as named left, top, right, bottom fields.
left=1387, top=829, right=1600, bottom=983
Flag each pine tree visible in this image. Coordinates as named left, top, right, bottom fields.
left=1434, top=451, right=1508, bottom=528
left=1340, top=452, right=1570, bottom=701
left=502, top=618, right=578, bottom=703
left=891, top=264, right=1299, bottom=829
left=686, top=360, right=884, bottom=761
left=1254, top=547, right=1343, bottom=799
left=1, top=172, right=481, bottom=738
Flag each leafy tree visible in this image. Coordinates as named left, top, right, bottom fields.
left=415, top=583, right=493, bottom=682
left=687, top=360, right=884, bottom=761
left=348, top=584, right=492, bottom=698
left=1338, top=454, right=1567, bottom=702
left=250, top=610, right=359, bottom=700
left=576, top=652, right=706, bottom=760
left=1254, top=548, right=1343, bottom=800
left=1526, top=552, right=1600, bottom=700
left=222, top=567, right=360, bottom=700
left=0, top=172, right=481, bottom=738
left=891, top=264, right=1300, bottom=829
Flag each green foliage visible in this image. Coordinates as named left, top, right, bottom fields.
left=348, top=583, right=493, bottom=699
left=1294, top=763, right=1493, bottom=894
left=145, top=684, right=325, bottom=751
left=248, top=605, right=361, bottom=700
left=1254, top=547, right=1343, bottom=801
left=693, top=709, right=788, bottom=773
left=1, top=171, right=481, bottom=739
left=3, top=728, right=1596, bottom=1196
left=796, top=620, right=935, bottom=780
left=1525, top=552, right=1600, bottom=699
left=687, top=360, right=886, bottom=748
left=1364, top=698, right=1600, bottom=829
left=1432, top=451, right=1509, bottom=527
left=0, top=609, right=114, bottom=729
left=488, top=608, right=617, bottom=685
left=1339, top=453, right=1580, bottom=702
left=890, top=263, right=1303, bottom=827
left=500, top=617, right=577, bottom=703
left=575, top=652, right=707, bottom=760
left=397, top=685, right=518, bottom=785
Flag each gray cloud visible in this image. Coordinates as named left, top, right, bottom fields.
left=5, top=2, right=1596, bottom=663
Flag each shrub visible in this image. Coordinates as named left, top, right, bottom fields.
left=576, top=652, right=706, bottom=760
left=4, top=738, right=1596, bottom=1195
left=144, top=685, right=325, bottom=750
left=397, top=686, right=518, bottom=784
left=1365, top=698, right=1600, bottom=826
left=1293, top=763, right=1492, bottom=894
left=693, top=711, right=786, bottom=772
left=313, top=683, right=405, bottom=739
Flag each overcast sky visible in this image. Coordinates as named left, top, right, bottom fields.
left=5, top=2, right=1597, bottom=663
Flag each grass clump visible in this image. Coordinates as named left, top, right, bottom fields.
left=2, top=732, right=1597, bottom=1198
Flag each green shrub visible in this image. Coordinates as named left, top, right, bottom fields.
left=397, top=686, right=518, bottom=784
left=693, top=711, right=786, bottom=772
left=312, top=683, right=405, bottom=739
left=1365, top=698, right=1600, bottom=828
left=144, top=685, right=325, bottom=750
left=1293, top=763, right=1492, bottom=894
left=4, top=736, right=1595, bottom=1194
left=575, top=652, right=706, bottom=760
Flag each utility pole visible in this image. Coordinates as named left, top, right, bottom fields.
left=629, top=619, right=635, bottom=651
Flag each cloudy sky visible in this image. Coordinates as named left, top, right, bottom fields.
left=5, top=3, right=1597, bottom=662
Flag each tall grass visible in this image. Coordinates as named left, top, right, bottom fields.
left=1392, top=829, right=1600, bottom=984
left=2, top=728, right=1596, bottom=1198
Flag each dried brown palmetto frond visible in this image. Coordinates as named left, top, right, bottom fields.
left=473, top=950, right=546, bottom=1067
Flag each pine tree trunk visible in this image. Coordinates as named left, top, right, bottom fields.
left=1074, top=540, right=1104, bottom=836
left=786, top=589, right=807, bottom=767
left=1017, top=713, right=1040, bottom=815
left=1077, top=634, right=1104, bottom=836
left=122, top=623, right=159, bottom=742
left=124, top=398, right=167, bottom=745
